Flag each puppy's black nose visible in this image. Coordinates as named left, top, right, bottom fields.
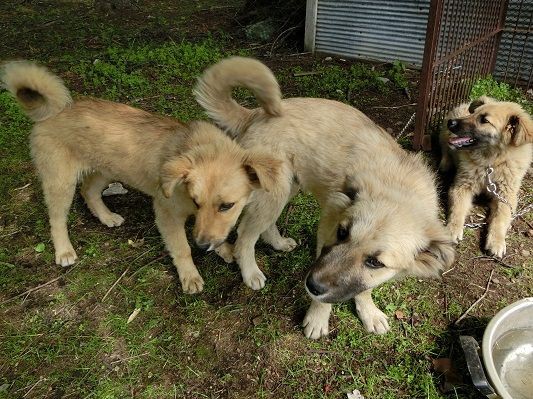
left=306, top=275, right=327, bottom=296
left=196, top=241, right=210, bottom=250
left=447, top=119, right=459, bottom=132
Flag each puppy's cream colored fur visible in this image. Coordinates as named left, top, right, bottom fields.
left=440, top=97, right=533, bottom=257
left=196, top=57, right=454, bottom=338
left=2, top=61, right=281, bottom=293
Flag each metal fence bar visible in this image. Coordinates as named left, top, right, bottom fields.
left=413, top=0, right=514, bottom=150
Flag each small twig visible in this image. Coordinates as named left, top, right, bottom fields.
left=471, top=255, right=515, bottom=268
left=518, top=215, right=533, bottom=229
left=22, top=377, right=46, bottom=397
left=269, top=25, right=299, bottom=55
left=371, top=103, right=417, bottom=109
left=130, top=253, right=168, bottom=279
left=109, top=352, right=149, bottom=365
left=101, top=267, right=130, bottom=302
left=1, top=262, right=81, bottom=306
left=441, top=265, right=456, bottom=276
left=293, top=71, right=321, bottom=77
left=15, top=183, right=31, bottom=190
left=0, top=229, right=22, bottom=238
left=454, top=269, right=494, bottom=326
left=287, top=51, right=312, bottom=56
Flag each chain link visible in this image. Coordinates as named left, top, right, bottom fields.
left=464, top=166, right=532, bottom=229
left=396, top=112, right=416, bottom=141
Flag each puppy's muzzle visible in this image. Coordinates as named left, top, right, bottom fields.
left=447, top=118, right=460, bottom=133
left=305, top=275, right=327, bottom=296
left=195, top=238, right=224, bottom=252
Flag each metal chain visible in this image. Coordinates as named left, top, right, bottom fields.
left=464, top=166, right=532, bottom=229
left=485, top=167, right=512, bottom=209
left=396, top=112, right=416, bottom=141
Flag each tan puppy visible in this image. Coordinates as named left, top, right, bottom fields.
left=440, top=96, right=533, bottom=257
left=2, top=61, right=281, bottom=293
left=195, top=57, right=454, bottom=338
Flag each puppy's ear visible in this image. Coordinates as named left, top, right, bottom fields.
left=468, top=96, right=495, bottom=113
left=243, top=151, right=282, bottom=192
left=468, top=99, right=485, bottom=113
left=160, top=157, right=192, bottom=198
left=509, top=113, right=533, bottom=146
left=411, top=225, right=455, bottom=279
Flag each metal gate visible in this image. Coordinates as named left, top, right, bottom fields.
left=413, top=0, right=510, bottom=150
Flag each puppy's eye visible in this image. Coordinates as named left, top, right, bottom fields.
left=365, top=256, right=384, bottom=269
left=480, top=115, right=489, bottom=124
left=219, top=202, right=234, bottom=212
left=336, top=225, right=349, bottom=242
left=192, top=199, right=199, bottom=208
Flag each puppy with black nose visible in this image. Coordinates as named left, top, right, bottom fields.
left=440, top=96, right=533, bottom=257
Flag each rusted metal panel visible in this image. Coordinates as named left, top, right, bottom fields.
left=414, top=0, right=510, bottom=150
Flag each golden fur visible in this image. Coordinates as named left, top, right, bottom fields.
left=440, top=96, right=533, bottom=257
left=2, top=60, right=281, bottom=294
left=196, top=57, right=455, bottom=338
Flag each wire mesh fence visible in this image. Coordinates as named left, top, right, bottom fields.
left=414, top=0, right=531, bottom=150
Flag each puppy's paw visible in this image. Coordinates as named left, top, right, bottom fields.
left=180, top=272, right=204, bottom=294
left=215, top=242, right=234, bottom=263
left=55, top=248, right=78, bottom=267
left=302, top=309, right=330, bottom=339
left=271, top=237, right=297, bottom=252
left=485, top=235, right=506, bottom=258
left=447, top=223, right=464, bottom=243
left=241, top=266, right=266, bottom=290
left=100, top=212, right=125, bottom=228
left=357, top=306, right=390, bottom=335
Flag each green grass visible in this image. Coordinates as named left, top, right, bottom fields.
left=1, top=2, right=532, bottom=398
left=470, top=75, right=533, bottom=113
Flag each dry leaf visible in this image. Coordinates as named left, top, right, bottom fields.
left=128, top=238, right=144, bottom=248
left=347, top=389, right=365, bottom=399
left=394, top=310, right=405, bottom=320
left=127, top=308, right=141, bottom=324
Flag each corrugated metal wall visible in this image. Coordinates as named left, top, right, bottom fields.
left=495, top=0, right=532, bottom=84
left=313, top=0, right=532, bottom=83
left=314, top=0, right=431, bottom=65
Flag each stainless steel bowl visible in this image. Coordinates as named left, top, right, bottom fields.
left=461, top=297, right=533, bottom=399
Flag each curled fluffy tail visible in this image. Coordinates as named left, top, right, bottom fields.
left=1, top=61, right=72, bottom=121
left=194, top=56, right=282, bottom=136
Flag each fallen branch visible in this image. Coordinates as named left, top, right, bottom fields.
left=101, top=267, right=130, bottom=302
left=454, top=269, right=494, bottom=326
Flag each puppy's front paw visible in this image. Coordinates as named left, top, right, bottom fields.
left=302, top=309, right=330, bottom=339
left=100, top=212, right=125, bottom=228
left=485, top=234, right=506, bottom=258
left=272, top=237, right=297, bottom=252
left=215, top=242, right=234, bottom=263
left=447, top=222, right=464, bottom=243
left=180, top=272, right=204, bottom=294
left=55, top=248, right=78, bottom=267
left=241, top=266, right=266, bottom=290
left=357, top=306, right=390, bottom=335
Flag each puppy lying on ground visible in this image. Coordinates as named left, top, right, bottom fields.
left=195, top=57, right=455, bottom=338
left=2, top=61, right=281, bottom=293
left=440, top=96, right=533, bottom=258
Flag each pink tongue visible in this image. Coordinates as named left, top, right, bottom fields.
left=449, top=136, right=472, bottom=146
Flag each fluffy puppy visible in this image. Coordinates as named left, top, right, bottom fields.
left=195, top=57, right=454, bottom=338
left=2, top=61, right=281, bottom=293
left=440, top=96, right=533, bottom=257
